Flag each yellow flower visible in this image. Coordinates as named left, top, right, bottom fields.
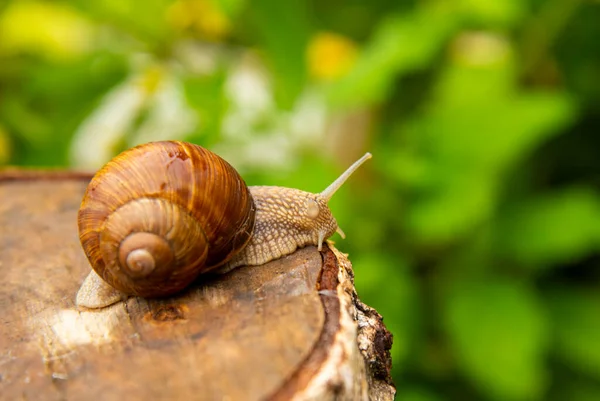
left=139, top=66, right=165, bottom=95
left=167, top=0, right=231, bottom=41
left=0, top=0, right=93, bottom=60
left=307, top=32, right=358, bottom=80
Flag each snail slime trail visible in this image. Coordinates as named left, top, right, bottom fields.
left=75, top=141, right=372, bottom=309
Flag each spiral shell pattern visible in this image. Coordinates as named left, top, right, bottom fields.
left=77, top=141, right=256, bottom=297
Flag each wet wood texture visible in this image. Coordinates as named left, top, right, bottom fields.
left=0, top=173, right=394, bottom=401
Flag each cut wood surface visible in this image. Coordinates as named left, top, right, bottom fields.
left=0, top=173, right=395, bottom=401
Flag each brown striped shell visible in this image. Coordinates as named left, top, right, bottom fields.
left=77, top=141, right=256, bottom=298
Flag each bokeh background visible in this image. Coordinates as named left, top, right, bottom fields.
left=1, top=0, right=599, bottom=399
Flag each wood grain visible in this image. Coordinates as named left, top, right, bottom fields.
left=0, top=174, right=394, bottom=401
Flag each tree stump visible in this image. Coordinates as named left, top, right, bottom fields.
left=0, top=172, right=395, bottom=401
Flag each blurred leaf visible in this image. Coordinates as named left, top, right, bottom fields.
left=328, top=3, right=458, bottom=108
left=213, top=0, right=245, bottom=18
left=353, top=253, right=419, bottom=378
left=0, top=53, right=127, bottom=166
left=25, top=53, right=128, bottom=105
left=427, top=95, right=577, bottom=173
left=395, top=386, right=444, bottom=401
left=550, top=375, right=600, bottom=401
left=182, top=72, right=228, bottom=143
left=457, top=0, right=528, bottom=27
left=0, top=97, right=52, bottom=144
left=555, top=2, right=600, bottom=107
left=72, top=0, right=172, bottom=43
left=250, top=0, right=310, bottom=108
left=495, top=187, right=600, bottom=267
left=425, top=45, right=577, bottom=172
left=443, top=279, right=549, bottom=400
left=547, top=288, right=600, bottom=380
left=402, top=44, right=576, bottom=243
left=406, top=171, right=499, bottom=244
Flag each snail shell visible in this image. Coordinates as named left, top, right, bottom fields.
left=77, top=141, right=255, bottom=298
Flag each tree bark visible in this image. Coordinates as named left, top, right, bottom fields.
left=0, top=172, right=395, bottom=401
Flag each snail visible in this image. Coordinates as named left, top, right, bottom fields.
left=76, top=141, right=372, bottom=309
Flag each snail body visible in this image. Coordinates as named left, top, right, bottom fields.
left=76, top=141, right=371, bottom=309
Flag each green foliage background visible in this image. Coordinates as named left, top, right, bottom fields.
left=1, top=0, right=599, bottom=399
